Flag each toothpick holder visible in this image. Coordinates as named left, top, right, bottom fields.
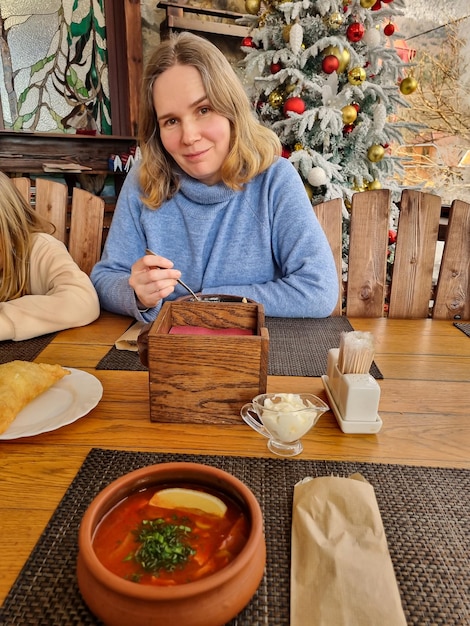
left=326, top=348, right=380, bottom=422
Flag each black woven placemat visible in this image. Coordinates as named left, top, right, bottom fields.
left=0, top=332, right=57, bottom=365
left=1, top=449, right=468, bottom=625
left=96, top=317, right=383, bottom=379
left=265, top=316, right=383, bottom=378
left=454, top=322, right=470, bottom=338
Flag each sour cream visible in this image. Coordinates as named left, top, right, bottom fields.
left=260, top=393, right=319, bottom=443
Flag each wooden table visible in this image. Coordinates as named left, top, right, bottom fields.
left=1, top=311, right=469, bottom=604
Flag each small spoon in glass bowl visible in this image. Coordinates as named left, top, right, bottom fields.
left=145, top=248, right=201, bottom=301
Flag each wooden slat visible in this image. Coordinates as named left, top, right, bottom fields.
left=166, top=15, right=248, bottom=37
left=11, top=176, right=31, bottom=203
left=34, top=178, right=68, bottom=243
left=433, top=199, right=470, bottom=320
left=388, top=190, right=441, bottom=318
left=68, top=187, right=105, bottom=275
left=314, top=198, right=343, bottom=316
left=346, top=189, right=390, bottom=317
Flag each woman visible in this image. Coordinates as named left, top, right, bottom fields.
left=0, top=172, right=100, bottom=341
left=91, top=32, right=338, bottom=319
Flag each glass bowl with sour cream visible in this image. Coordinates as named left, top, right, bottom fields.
left=240, top=393, right=329, bottom=457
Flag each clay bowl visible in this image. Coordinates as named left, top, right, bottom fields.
left=77, top=462, right=266, bottom=626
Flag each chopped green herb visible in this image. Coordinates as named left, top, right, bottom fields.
left=126, top=572, right=142, bottom=583
left=131, top=518, right=196, bottom=574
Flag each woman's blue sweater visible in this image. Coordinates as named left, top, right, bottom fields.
left=91, top=158, right=338, bottom=320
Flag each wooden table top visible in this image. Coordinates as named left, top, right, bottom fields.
left=1, top=311, right=469, bottom=604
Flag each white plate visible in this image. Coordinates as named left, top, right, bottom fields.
left=321, top=375, right=383, bottom=434
left=0, top=368, right=103, bottom=440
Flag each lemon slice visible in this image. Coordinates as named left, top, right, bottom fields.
left=149, top=487, right=227, bottom=517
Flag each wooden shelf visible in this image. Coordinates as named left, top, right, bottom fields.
left=157, top=1, right=249, bottom=38
left=0, top=130, right=136, bottom=175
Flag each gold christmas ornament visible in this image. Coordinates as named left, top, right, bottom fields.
left=282, top=24, right=292, bottom=42
left=400, top=76, right=418, bottom=95
left=304, top=182, right=313, bottom=200
left=352, top=180, right=367, bottom=192
left=245, top=0, right=260, bottom=14
left=323, top=46, right=350, bottom=73
left=328, top=12, right=344, bottom=29
left=294, top=143, right=304, bottom=151
left=285, top=83, right=296, bottom=94
left=342, top=105, right=358, bottom=124
left=338, top=49, right=350, bottom=73
left=368, top=179, right=382, bottom=190
left=258, top=11, right=269, bottom=27
left=367, top=144, right=385, bottom=162
left=360, top=0, right=376, bottom=7
left=268, top=90, right=284, bottom=108
left=348, top=66, right=366, bottom=85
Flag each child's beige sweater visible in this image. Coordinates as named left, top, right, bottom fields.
left=0, top=233, right=100, bottom=341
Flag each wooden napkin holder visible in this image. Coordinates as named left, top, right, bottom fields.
left=147, top=300, right=269, bottom=424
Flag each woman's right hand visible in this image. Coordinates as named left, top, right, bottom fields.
left=129, top=252, right=181, bottom=309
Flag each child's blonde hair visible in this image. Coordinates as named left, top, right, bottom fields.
left=0, top=172, right=55, bottom=300
left=138, top=31, right=281, bottom=209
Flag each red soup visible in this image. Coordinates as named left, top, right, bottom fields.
left=92, top=483, right=249, bottom=586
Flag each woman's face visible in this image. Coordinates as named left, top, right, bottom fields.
left=152, top=64, right=231, bottom=185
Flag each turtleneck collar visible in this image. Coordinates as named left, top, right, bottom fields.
left=177, top=170, right=239, bottom=206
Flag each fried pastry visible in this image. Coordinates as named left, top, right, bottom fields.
left=0, top=360, right=70, bottom=435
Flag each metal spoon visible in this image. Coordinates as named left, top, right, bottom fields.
left=145, top=248, right=201, bottom=301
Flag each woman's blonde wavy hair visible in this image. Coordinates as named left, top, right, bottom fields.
left=0, top=171, right=55, bottom=301
left=138, top=31, right=281, bottom=209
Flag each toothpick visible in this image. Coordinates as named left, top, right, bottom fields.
left=338, top=331, right=375, bottom=374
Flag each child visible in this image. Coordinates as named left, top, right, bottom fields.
left=0, top=171, right=100, bottom=341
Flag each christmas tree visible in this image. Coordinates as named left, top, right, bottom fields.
left=239, top=0, right=418, bottom=273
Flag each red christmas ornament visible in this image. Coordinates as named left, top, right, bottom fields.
left=270, top=62, right=282, bottom=74
left=322, top=55, right=340, bottom=74
left=371, top=1, right=381, bottom=9
left=384, top=23, right=395, bottom=36
left=352, top=103, right=360, bottom=112
left=388, top=230, right=397, bottom=244
left=241, top=36, right=256, bottom=48
left=343, top=124, right=355, bottom=135
left=346, top=23, right=365, bottom=42
left=382, top=0, right=394, bottom=3
left=281, top=146, right=292, bottom=159
left=283, top=97, right=306, bottom=116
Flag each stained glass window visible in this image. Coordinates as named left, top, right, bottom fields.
left=0, top=0, right=111, bottom=133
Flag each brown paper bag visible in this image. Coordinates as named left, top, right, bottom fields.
left=291, top=474, right=407, bottom=626
left=114, top=321, right=146, bottom=351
